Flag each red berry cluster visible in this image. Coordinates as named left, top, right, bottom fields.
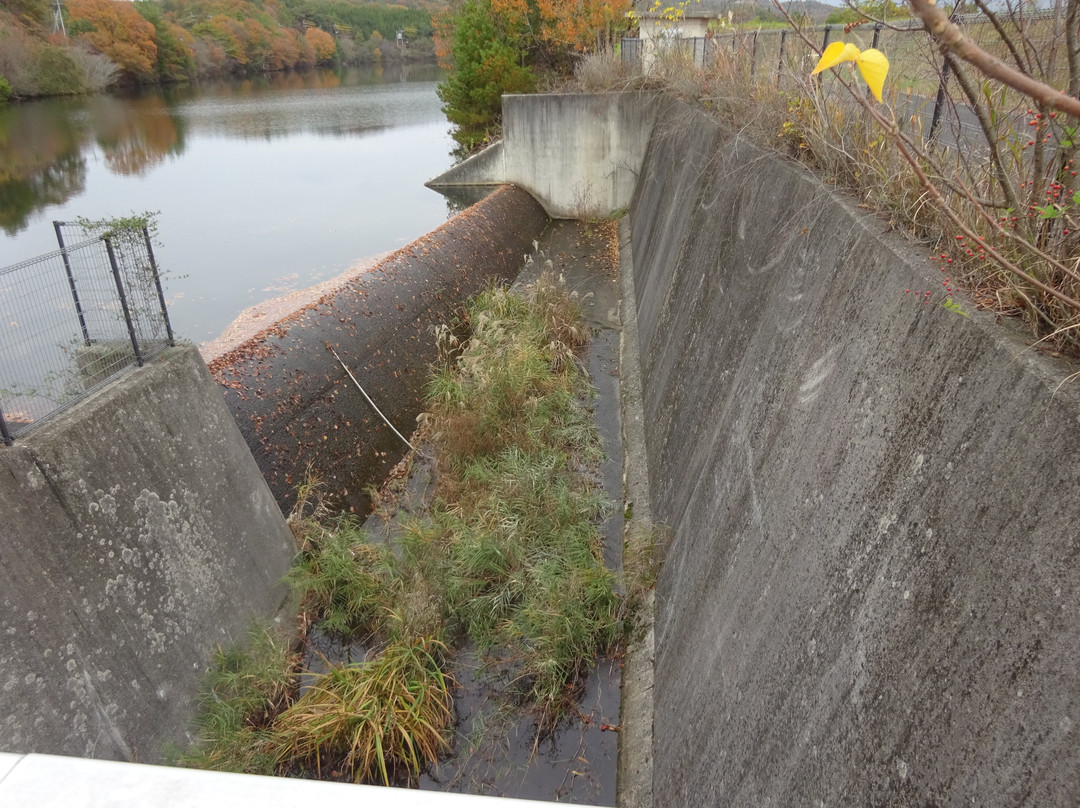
left=1000, top=162, right=1076, bottom=229
left=929, top=234, right=985, bottom=266
left=903, top=287, right=936, bottom=305
left=1025, top=109, right=1050, bottom=146
left=905, top=233, right=981, bottom=305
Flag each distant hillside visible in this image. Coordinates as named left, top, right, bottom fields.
left=772, top=0, right=840, bottom=23
left=0, top=0, right=437, bottom=101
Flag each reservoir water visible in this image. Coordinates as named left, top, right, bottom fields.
left=0, top=63, right=455, bottom=344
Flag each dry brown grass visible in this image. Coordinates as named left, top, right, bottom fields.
left=267, top=637, right=453, bottom=785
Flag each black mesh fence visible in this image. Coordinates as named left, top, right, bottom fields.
left=0, top=223, right=174, bottom=444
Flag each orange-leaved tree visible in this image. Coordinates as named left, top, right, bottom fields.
left=484, top=0, right=630, bottom=53
left=534, top=0, right=631, bottom=52
left=193, top=14, right=251, bottom=66
left=267, top=29, right=302, bottom=70
left=304, top=27, right=336, bottom=64
left=68, top=0, right=158, bottom=80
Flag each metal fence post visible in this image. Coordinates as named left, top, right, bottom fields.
left=777, top=29, right=787, bottom=87
left=0, top=407, right=13, bottom=446
left=927, top=53, right=952, bottom=145
left=868, top=23, right=884, bottom=101
left=815, top=26, right=833, bottom=91
left=142, top=226, right=175, bottom=347
left=104, top=236, right=144, bottom=368
left=927, top=15, right=958, bottom=145
left=53, top=221, right=92, bottom=347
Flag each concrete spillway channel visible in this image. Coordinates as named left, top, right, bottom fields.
left=207, top=193, right=646, bottom=802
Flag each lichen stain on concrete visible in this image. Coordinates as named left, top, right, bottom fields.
left=24, top=465, right=44, bottom=490
left=92, top=490, right=118, bottom=518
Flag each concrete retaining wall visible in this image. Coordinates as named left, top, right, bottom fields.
left=632, top=104, right=1080, bottom=805
left=427, top=94, right=660, bottom=218
left=0, top=346, right=295, bottom=762
left=211, top=185, right=548, bottom=516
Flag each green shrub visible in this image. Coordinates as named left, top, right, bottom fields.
left=33, top=44, right=86, bottom=96
left=0, top=76, right=11, bottom=103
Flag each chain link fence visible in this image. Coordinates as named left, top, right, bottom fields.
left=0, top=222, right=174, bottom=444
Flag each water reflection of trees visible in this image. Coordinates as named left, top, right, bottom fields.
left=0, top=152, right=87, bottom=236
left=91, top=95, right=185, bottom=177
left=0, top=66, right=446, bottom=236
left=0, top=103, right=87, bottom=236
left=0, top=93, right=185, bottom=234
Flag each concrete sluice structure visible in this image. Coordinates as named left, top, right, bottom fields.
left=2, top=93, right=1080, bottom=806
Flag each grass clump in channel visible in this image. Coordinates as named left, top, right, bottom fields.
left=418, top=271, right=620, bottom=720
left=268, top=637, right=452, bottom=784
left=180, top=625, right=299, bottom=775
left=286, top=516, right=390, bottom=639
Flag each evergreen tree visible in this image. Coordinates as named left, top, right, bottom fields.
left=437, top=0, right=536, bottom=151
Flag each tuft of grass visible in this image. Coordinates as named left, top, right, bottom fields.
left=179, top=625, right=299, bottom=775
left=287, top=470, right=332, bottom=547
left=620, top=521, right=669, bottom=642
left=284, top=518, right=390, bottom=639
left=267, top=637, right=453, bottom=785
left=570, top=47, right=644, bottom=92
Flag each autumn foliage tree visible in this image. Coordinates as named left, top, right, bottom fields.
left=304, top=27, right=336, bottom=63
left=1, top=0, right=434, bottom=95
left=3, top=0, right=51, bottom=27
left=438, top=0, right=628, bottom=149
left=193, top=14, right=250, bottom=66
left=267, top=28, right=302, bottom=70
left=67, top=0, right=158, bottom=80
left=133, top=0, right=195, bottom=82
left=488, top=0, right=631, bottom=53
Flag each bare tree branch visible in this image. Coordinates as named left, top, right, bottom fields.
left=773, top=0, right=1080, bottom=310
left=908, top=0, right=1080, bottom=119
left=972, top=0, right=1027, bottom=73
left=1067, top=0, right=1080, bottom=97
left=942, top=51, right=1022, bottom=220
